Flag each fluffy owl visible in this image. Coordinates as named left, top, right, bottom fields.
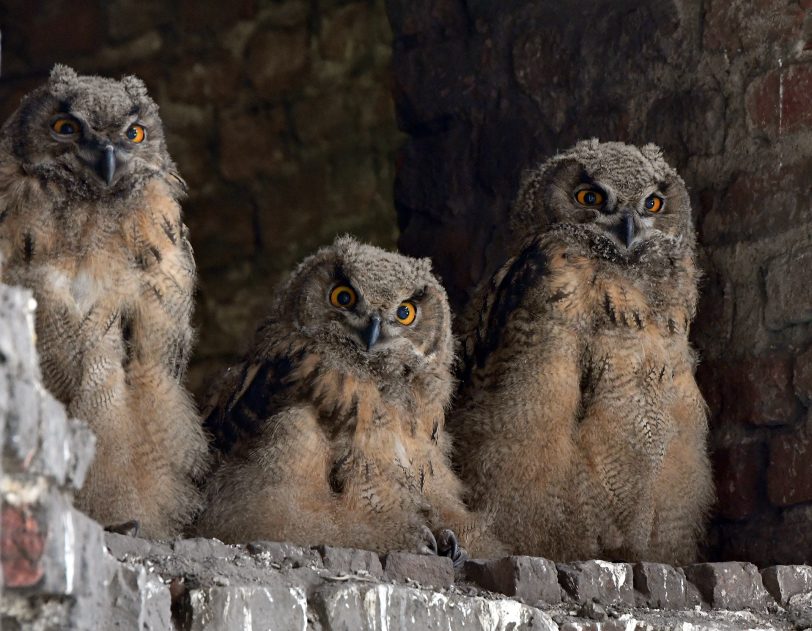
left=196, top=236, right=502, bottom=560
left=0, top=65, right=209, bottom=537
left=451, top=139, right=714, bottom=564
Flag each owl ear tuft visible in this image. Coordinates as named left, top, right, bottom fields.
left=640, top=143, right=663, bottom=162
left=48, top=64, right=79, bottom=97
left=121, top=75, right=148, bottom=99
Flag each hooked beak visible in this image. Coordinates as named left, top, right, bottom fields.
left=621, top=212, right=635, bottom=249
left=98, top=145, right=116, bottom=186
left=362, top=315, right=382, bottom=351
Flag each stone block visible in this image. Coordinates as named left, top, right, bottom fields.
left=767, top=429, right=812, bottom=507
left=246, top=540, right=323, bottom=568
left=633, top=562, right=697, bottom=609
left=186, top=584, right=308, bottom=631
left=464, top=556, right=562, bottom=604
left=316, top=545, right=383, bottom=578
left=245, top=26, right=310, bottom=97
left=704, top=355, right=799, bottom=427
left=795, top=346, right=812, bottom=404
left=171, top=537, right=238, bottom=561
left=747, top=64, right=812, bottom=133
left=712, top=441, right=765, bottom=520
left=683, top=562, right=772, bottom=610
left=314, top=583, right=558, bottom=630
left=382, top=551, right=454, bottom=588
left=557, top=560, right=634, bottom=606
left=761, top=565, right=812, bottom=604
left=106, top=563, right=172, bottom=630
left=0, top=286, right=39, bottom=381
left=104, top=532, right=173, bottom=562
left=766, top=245, right=812, bottom=329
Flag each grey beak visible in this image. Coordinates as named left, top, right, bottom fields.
left=622, top=213, right=635, bottom=249
left=363, top=315, right=382, bottom=351
left=99, top=145, right=116, bottom=186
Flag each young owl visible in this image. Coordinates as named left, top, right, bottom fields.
left=0, top=65, right=208, bottom=537
left=451, top=139, right=713, bottom=564
left=197, top=236, right=501, bottom=560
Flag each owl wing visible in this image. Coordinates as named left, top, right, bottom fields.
left=202, top=353, right=296, bottom=455
left=459, top=235, right=549, bottom=383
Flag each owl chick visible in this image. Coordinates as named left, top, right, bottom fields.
left=0, top=65, right=208, bottom=537
left=197, top=236, right=502, bottom=559
left=451, top=139, right=713, bottom=564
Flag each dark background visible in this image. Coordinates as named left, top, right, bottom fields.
left=1, top=0, right=810, bottom=565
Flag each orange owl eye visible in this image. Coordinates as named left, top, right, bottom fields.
left=330, top=285, right=357, bottom=308
left=644, top=194, right=664, bottom=213
left=51, top=117, right=80, bottom=136
left=395, top=302, right=417, bottom=326
left=126, top=124, right=146, bottom=143
left=575, top=189, right=605, bottom=207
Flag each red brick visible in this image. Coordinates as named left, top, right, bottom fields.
left=767, top=429, right=812, bottom=507
left=1, top=505, right=45, bottom=588
left=795, top=346, right=812, bottom=404
left=748, top=64, right=812, bottom=133
left=702, top=355, right=800, bottom=427
left=700, top=161, right=811, bottom=244
left=782, top=64, right=812, bottom=131
left=713, top=442, right=765, bottom=520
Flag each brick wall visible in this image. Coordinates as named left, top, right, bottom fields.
left=386, top=0, right=812, bottom=565
left=0, top=0, right=403, bottom=395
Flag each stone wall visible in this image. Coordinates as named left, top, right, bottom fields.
left=386, top=0, right=812, bottom=566
left=0, top=0, right=403, bottom=395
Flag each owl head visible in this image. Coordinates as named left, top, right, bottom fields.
left=511, top=139, right=694, bottom=256
left=270, top=236, right=454, bottom=383
left=3, top=64, right=179, bottom=198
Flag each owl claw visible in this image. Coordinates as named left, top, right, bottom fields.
left=436, top=528, right=468, bottom=569
left=105, top=519, right=140, bottom=537
left=416, top=524, right=438, bottom=556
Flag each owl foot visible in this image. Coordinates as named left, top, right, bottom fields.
left=436, top=528, right=468, bottom=569
left=105, top=519, right=140, bottom=537
left=415, top=524, right=438, bottom=556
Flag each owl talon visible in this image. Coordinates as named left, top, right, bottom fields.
left=105, top=519, right=140, bottom=537
left=416, top=524, right=438, bottom=555
left=436, top=528, right=468, bottom=569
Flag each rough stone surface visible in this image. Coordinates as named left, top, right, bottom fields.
left=382, top=550, right=454, bottom=588
left=186, top=583, right=308, bottom=631
left=684, top=562, right=772, bottom=610
left=317, top=545, right=384, bottom=578
left=314, top=582, right=558, bottom=630
left=633, top=562, right=700, bottom=609
left=465, top=556, right=562, bottom=605
left=761, top=565, right=812, bottom=604
left=557, top=561, right=634, bottom=606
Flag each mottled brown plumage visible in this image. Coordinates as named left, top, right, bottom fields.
left=451, top=139, right=713, bottom=563
left=0, top=65, right=208, bottom=537
left=196, top=236, right=502, bottom=559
